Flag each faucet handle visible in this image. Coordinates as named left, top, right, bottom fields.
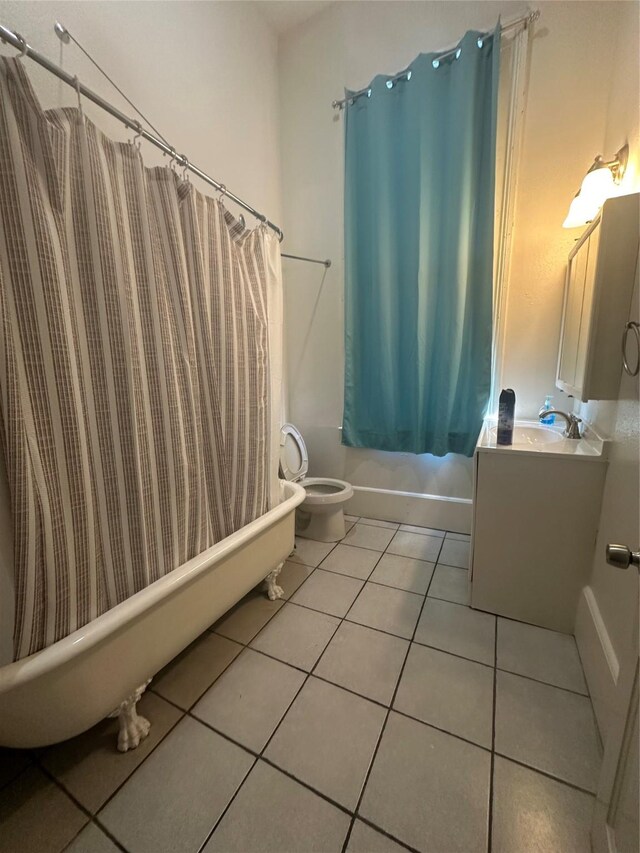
left=566, top=413, right=582, bottom=438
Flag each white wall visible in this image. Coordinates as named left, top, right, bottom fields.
left=499, top=2, right=622, bottom=419
left=278, top=0, right=621, bottom=513
left=0, top=0, right=281, bottom=223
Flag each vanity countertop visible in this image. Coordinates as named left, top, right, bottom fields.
left=476, top=418, right=608, bottom=461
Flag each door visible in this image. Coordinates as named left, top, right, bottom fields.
left=590, top=280, right=640, bottom=853
left=591, top=544, right=639, bottom=853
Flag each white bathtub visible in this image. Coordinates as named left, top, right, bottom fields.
left=0, top=480, right=305, bottom=749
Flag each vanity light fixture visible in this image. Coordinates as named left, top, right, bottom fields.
left=563, top=143, right=629, bottom=228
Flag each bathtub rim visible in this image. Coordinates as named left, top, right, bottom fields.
left=0, top=480, right=305, bottom=690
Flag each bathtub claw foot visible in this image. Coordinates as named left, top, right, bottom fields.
left=265, top=562, right=284, bottom=601
left=111, top=680, right=151, bottom=753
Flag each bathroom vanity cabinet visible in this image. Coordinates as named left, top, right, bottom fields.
left=470, top=422, right=608, bottom=633
left=556, top=192, right=639, bottom=402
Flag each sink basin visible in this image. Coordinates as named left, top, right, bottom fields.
left=479, top=419, right=606, bottom=459
left=489, top=425, right=564, bottom=447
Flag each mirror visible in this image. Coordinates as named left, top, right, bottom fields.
left=556, top=193, right=639, bottom=402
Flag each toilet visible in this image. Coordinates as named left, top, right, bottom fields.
left=279, top=423, right=353, bottom=542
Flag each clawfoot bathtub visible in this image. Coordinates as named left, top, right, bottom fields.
left=0, top=481, right=305, bottom=751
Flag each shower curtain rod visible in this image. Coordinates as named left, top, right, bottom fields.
left=331, top=8, right=539, bottom=109
left=281, top=253, right=331, bottom=268
left=0, top=23, right=293, bottom=243
left=0, top=24, right=283, bottom=238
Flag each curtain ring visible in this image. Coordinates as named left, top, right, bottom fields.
left=13, top=32, right=28, bottom=58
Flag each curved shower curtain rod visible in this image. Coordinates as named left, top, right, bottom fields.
left=0, top=24, right=284, bottom=239
left=0, top=21, right=333, bottom=269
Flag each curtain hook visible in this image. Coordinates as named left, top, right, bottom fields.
left=130, top=120, right=142, bottom=151
left=217, top=184, right=227, bottom=202
left=73, top=75, right=85, bottom=123
left=180, top=154, right=190, bottom=182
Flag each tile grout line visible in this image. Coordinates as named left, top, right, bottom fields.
left=290, top=570, right=591, bottom=695
left=340, top=532, right=446, bottom=850
left=33, top=763, right=93, bottom=840
left=292, top=532, right=457, bottom=631
left=353, top=816, right=422, bottom=853
left=63, top=814, right=130, bottom=853
left=21, top=699, right=188, bottom=852
left=156, top=524, right=594, bottom=851
left=487, top=611, right=499, bottom=853
left=180, top=563, right=504, bottom=752
left=193, top=532, right=360, bottom=853
left=28, top=522, right=592, bottom=853
left=126, top=648, right=597, bottom=848
left=209, top=526, right=593, bottom=846
left=491, top=751, right=599, bottom=797
left=61, top=620, right=270, bottom=848
left=491, top=667, right=591, bottom=698
left=192, top=655, right=323, bottom=846
left=35, top=762, right=129, bottom=853
left=267, top=585, right=590, bottom=699
left=185, top=706, right=355, bottom=818
left=188, top=699, right=419, bottom=853
left=340, top=533, right=446, bottom=853
left=570, top=627, right=604, bottom=754
left=195, top=754, right=260, bottom=853
left=90, top=815, right=131, bottom=853
left=195, top=527, right=421, bottom=850
left=89, top=708, right=187, bottom=823
left=0, top=760, right=33, bottom=795
left=181, top=626, right=597, bottom=799
left=98, top=523, right=578, bottom=849
left=187, top=645, right=497, bottom=756
left=294, top=576, right=425, bottom=612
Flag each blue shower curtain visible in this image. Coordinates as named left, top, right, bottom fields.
left=342, top=26, right=500, bottom=458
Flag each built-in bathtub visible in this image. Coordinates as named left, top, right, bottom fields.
left=0, top=480, right=305, bottom=749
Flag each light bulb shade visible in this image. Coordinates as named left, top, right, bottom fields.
left=580, top=166, right=615, bottom=206
left=562, top=193, right=600, bottom=229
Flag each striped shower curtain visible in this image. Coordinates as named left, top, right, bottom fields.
left=0, top=57, right=281, bottom=660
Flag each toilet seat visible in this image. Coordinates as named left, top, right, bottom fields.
left=279, top=425, right=353, bottom=539
left=300, top=477, right=353, bottom=505
left=279, top=423, right=308, bottom=482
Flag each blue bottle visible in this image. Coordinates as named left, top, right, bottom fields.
left=540, top=395, right=555, bottom=425
left=497, top=389, right=516, bottom=446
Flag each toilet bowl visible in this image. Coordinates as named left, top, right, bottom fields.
left=279, top=424, right=353, bottom=542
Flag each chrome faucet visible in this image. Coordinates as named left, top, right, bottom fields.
left=538, top=408, right=582, bottom=439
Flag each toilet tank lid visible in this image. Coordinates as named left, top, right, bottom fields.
left=279, top=423, right=308, bottom=482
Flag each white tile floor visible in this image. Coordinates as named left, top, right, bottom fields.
left=0, top=516, right=601, bottom=853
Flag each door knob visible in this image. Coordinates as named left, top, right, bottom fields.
left=606, top=544, right=640, bottom=570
